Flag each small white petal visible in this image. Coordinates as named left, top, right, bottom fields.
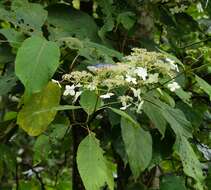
left=131, top=88, right=141, bottom=98
left=51, top=79, right=61, bottom=88
left=125, top=75, right=137, bottom=84
left=63, top=85, right=76, bottom=96
left=120, top=104, right=131, bottom=110
left=134, top=67, right=147, bottom=80
left=100, top=93, right=114, bottom=99
left=166, top=58, right=175, bottom=64
left=73, top=91, right=82, bottom=103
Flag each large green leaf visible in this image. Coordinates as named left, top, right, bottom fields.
left=77, top=133, right=114, bottom=190
left=161, top=105, right=192, bottom=138
left=80, top=90, right=102, bottom=115
left=143, top=96, right=192, bottom=138
left=160, top=175, right=186, bottom=190
left=121, top=117, right=152, bottom=178
left=0, top=0, right=47, bottom=35
left=62, top=37, right=122, bottom=64
left=195, top=75, right=211, bottom=101
left=15, top=36, right=60, bottom=96
left=47, top=4, right=99, bottom=42
left=17, top=82, right=61, bottom=136
left=174, top=136, right=204, bottom=190
left=142, top=100, right=167, bottom=137
left=11, top=0, right=47, bottom=32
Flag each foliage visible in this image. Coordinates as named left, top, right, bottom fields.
left=0, top=0, right=211, bottom=190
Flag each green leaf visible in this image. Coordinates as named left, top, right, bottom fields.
left=0, top=0, right=47, bottom=35
left=160, top=175, right=186, bottom=190
left=80, top=90, right=102, bottom=115
left=63, top=37, right=122, bottom=64
left=0, top=28, right=25, bottom=49
left=175, top=88, right=192, bottom=106
left=109, top=107, right=139, bottom=126
left=47, top=4, right=99, bottom=42
left=11, top=0, right=47, bottom=35
left=117, top=12, right=136, bottom=30
left=33, top=135, right=51, bottom=164
left=142, top=100, right=167, bottom=137
left=77, top=133, right=114, bottom=190
left=0, top=74, right=17, bottom=96
left=97, top=0, right=115, bottom=40
left=18, top=180, right=41, bottom=190
left=15, top=36, right=60, bottom=96
left=195, top=75, right=211, bottom=101
left=121, top=117, right=152, bottom=178
left=143, top=96, right=192, bottom=138
left=17, top=82, right=61, bottom=136
left=174, top=136, right=204, bottom=190
left=161, top=106, right=192, bottom=138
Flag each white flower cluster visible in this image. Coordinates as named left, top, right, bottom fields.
left=61, top=48, right=181, bottom=112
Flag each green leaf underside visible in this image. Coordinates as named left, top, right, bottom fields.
left=17, top=82, right=61, bottom=136
left=47, top=4, right=99, bottom=42
left=77, top=133, right=114, bottom=190
left=15, top=36, right=60, bottom=96
left=174, top=136, right=204, bottom=190
left=143, top=96, right=192, bottom=138
left=143, top=100, right=166, bottom=137
left=121, top=117, right=152, bottom=178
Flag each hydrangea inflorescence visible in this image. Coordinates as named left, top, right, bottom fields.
left=62, top=48, right=181, bottom=111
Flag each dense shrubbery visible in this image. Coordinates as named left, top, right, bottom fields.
left=0, top=0, right=211, bottom=189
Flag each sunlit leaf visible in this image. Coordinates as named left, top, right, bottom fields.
left=15, top=36, right=60, bottom=96
left=17, top=82, right=61, bottom=136
left=77, top=133, right=114, bottom=190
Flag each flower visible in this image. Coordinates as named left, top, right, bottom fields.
left=119, top=95, right=132, bottom=110
left=137, top=100, right=144, bottom=113
left=100, top=92, right=114, bottom=99
left=166, top=58, right=179, bottom=72
left=134, top=67, right=147, bottom=80
left=73, top=91, right=82, bottom=103
left=63, top=85, right=76, bottom=96
left=165, top=58, right=175, bottom=64
left=131, top=88, right=141, bottom=99
left=167, top=82, right=180, bottom=92
left=86, top=82, right=97, bottom=91
left=120, top=104, right=131, bottom=110
left=51, top=79, right=61, bottom=88
left=146, top=73, right=159, bottom=84
left=125, top=74, right=137, bottom=84
left=196, top=3, right=203, bottom=13
left=22, top=167, right=44, bottom=177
